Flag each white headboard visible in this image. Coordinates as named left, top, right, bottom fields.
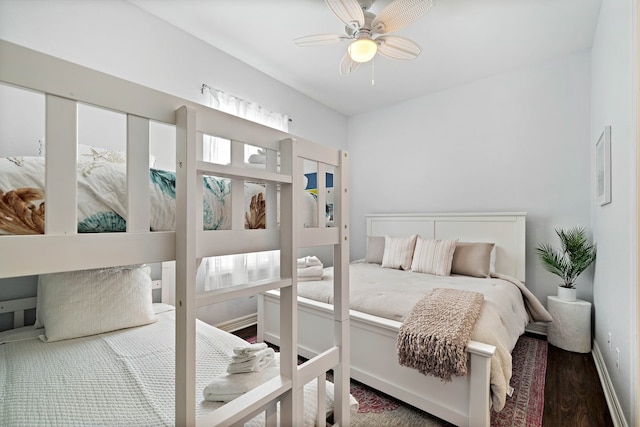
left=366, top=212, right=526, bottom=282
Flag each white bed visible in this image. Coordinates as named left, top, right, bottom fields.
left=0, top=39, right=351, bottom=427
left=0, top=302, right=356, bottom=426
left=259, top=212, right=552, bottom=427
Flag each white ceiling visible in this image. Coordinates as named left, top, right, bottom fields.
left=130, top=0, right=602, bottom=116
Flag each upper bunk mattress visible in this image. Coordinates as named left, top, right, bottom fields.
left=0, top=156, right=321, bottom=234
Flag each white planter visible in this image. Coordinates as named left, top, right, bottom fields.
left=557, top=286, right=577, bottom=302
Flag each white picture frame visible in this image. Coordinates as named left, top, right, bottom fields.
left=596, top=126, right=611, bottom=206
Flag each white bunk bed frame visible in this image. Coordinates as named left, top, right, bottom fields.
left=0, top=40, right=351, bottom=427
left=259, top=212, right=527, bottom=427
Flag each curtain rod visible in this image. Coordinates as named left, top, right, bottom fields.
left=200, top=83, right=292, bottom=122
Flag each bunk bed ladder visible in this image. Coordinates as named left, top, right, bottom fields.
left=332, top=149, right=350, bottom=427
left=175, top=104, right=349, bottom=426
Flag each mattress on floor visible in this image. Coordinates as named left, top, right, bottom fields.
left=0, top=304, right=351, bottom=426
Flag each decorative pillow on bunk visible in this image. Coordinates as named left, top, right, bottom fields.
left=451, top=242, right=495, bottom=278
left=410, top=238, right=458, bottom=276
left=36, top=264, right=156, bottom=342
left=381, top=235, right=417, bottom=270
left=77, top=144, right=157, bottom=171
left=365, top=236, right=385, bottom=264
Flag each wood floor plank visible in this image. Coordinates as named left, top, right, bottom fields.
left=543, top=343, right=613, bottom=427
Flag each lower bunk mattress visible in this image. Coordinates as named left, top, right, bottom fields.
left=295, top=261, right=552, bottom=411
left=0, top=304, right=354, bottom=426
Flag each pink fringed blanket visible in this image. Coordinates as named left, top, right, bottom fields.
left=397, top=288, right=484, bottom=381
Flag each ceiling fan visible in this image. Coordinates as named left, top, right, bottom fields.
left=294, top=0, right=434, bottom=75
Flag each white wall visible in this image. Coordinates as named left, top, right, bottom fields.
left=0, top=0, right=347, bottom=151
left=591, top=0, right=637, bottom=424
left=348, top=51, right=592, bottom=305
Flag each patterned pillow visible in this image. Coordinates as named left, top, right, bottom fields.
left=410, top=238, right=458, bottom=276
left=77, top=144, right=156, bottom=175
left=381, top=235, right=417, bottom=270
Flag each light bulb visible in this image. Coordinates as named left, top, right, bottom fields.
left=348, top=38, right=377, bottom=63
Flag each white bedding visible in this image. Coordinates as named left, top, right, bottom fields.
left=296, top=262, right=552, bottom=411
left=0, top=304, right=353, bottom=426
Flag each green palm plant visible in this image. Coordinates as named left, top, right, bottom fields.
left=536, top=227, right=597, bottom=289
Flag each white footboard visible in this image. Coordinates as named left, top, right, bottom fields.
left=258, top=290, right=495, bottom=427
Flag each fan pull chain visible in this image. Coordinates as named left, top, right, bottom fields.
left=371, top=58, right=375, bottom=86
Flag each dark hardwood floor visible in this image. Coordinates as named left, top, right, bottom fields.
left=234, top=327, right=613, bottom=426
left=542, top=339, right=613, bottom=427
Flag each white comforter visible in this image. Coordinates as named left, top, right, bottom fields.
left=296, top=262, right=552, bottom=411
left=0, top=304, right=351, bottom=426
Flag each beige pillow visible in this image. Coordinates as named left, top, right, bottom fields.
left=365, top=236, right=385, bottom=264
left=410, top=238, right=458, bottom=276
left=451, top=242, right=495, bottom=278
left=37, top=265, right=156, bottom=342
left=381, top=235, right=417, bottom=270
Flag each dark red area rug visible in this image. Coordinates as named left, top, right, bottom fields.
left=246, top=335, right=547, bottom=426
left=491, top=335, right=547, bottom=427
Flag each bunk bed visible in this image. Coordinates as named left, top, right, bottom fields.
left=0, top=39, right=351, bottom=426
left=260, top=212, right=553, bottom=427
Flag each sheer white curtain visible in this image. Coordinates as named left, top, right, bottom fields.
left=202, top=88, right=289, bottom=164
left=202, top=87, right=288, bottom=290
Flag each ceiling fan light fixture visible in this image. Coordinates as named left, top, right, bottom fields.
left=348, top=38, right=377, bottom=63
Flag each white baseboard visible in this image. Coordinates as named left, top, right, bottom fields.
left=214, top=313, right=257, bottom=333
left=592, top=341, right=628, bottom=427
left=525, top=321, right=548, bottom=336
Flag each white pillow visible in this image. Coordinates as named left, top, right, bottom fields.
left=37, top=265, right=156, bottom=342
left=410, top=238, right=458, bottom=276
left=381, top=235, right=417, bottom=270
left=490, top=245, right=497, bottom=273
left=365, top=236, right=385, bottom=264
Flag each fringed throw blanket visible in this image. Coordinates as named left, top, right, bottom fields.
left=397, top=288, right=484, bottom=381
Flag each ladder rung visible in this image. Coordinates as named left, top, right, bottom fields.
left=196, top=278, right=292, bottom=307
left=197, top=160, right=292, bottom=184
left=197, top=229, right=280, bottom=258
left=195, top=375, right=292, bottom=427
left=298, top=227, right=340, bottom=247
left=297, top=346, right=340, bottom=385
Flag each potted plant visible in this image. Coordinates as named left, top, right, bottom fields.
left=536, top=226, right=597, bottom=302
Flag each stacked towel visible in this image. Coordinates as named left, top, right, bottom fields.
left=298, top=256, right=324, bottom=281
left=204, top=354, right=281, bottom=402
left=227, top=343, right=276, bottom=374
left=297, top=256, right=322, bottom=268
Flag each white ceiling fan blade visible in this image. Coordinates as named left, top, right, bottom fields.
left=294, top=34, right=350, bottom=47
left=339, top=51, right=362, bottom=75
left=371, top=0, right=434, bottom=34
left=376, top=35, right=421, bottom=60
left=324, top=0, right=365, bottom=30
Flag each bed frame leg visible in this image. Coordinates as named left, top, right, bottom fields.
left=257, top=294, right=265, bottom=342
left=468, top=351, right=492, bottom=427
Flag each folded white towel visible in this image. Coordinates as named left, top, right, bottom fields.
left=204, top=355, right=281, bottom=402
left=297, top=264, right=324, bottom=281
left=227, top=347, right=276, bottom=374
left=233, top=342, right=268, bottom=356
left=297, top=256, right=322, bottom=268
